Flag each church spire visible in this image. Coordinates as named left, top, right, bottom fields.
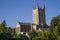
left=43, top=4, right=45, bottom=11
left=36, top=2, right=40, bottom=9
left=32, top=5, right=35, bottom=9
left=37, top=2, right=39, bottom=7
left=32, top=0, right=40, bottom=9
left=44, top=4, right=45, bottom=10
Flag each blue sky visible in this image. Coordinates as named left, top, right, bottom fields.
left=0, top=0, right=60, bottom=28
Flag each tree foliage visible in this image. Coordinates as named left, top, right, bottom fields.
left=28, top=15, right=60, bottom=40
left=50, top=15, right=60, bottom=31
left=0, top=15, right=60, bottom=40
left=0, top=20, right=12, bottom=40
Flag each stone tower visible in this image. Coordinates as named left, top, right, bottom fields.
left=32, top=4, right=46, bottom=30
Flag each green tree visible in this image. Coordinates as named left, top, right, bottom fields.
left=50, top=15, right=60, bottom=32
left=37, top=31, right=42, bottom=38
left=15, top=34, right=28, bottom=40
left=44, top=30, right=50, bottom=40
left=53, top=26, right=59, bottom=36
left=29, top=28, right=37, bottom=40
left=0, top=20, right=12, bottom=40
left=50, top=15, right=60, bottom=40
left=0, top=20, right=7, bottom=33
left=41, top=31, right=45, bottom=40
left=11, top=28, right=16, bottom=38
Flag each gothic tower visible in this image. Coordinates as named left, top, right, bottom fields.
left=32, top=4, right=46, bottom=30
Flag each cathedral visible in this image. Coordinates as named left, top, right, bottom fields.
left=16, top=4, right=48, bottom=36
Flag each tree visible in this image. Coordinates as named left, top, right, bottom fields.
left=50, top=15, right=60, bottom=40
left=0, top=20, right=7, bottom=33
left=29, top=28, right=37, bottom=40
left=15, top=34, right=28, bottom=40
left=53, top=26, right=59, bottom=36
left=50, top=15, right=60, bottom=31
left=11, top=28, right=16, bottom=38
left=0, top=20, right=12, bottom=40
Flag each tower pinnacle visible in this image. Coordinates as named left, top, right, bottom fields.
left=37, top=2, right=39, bottom=8
left=32, top=5, right=34, bottom=9
left=44, top=4, right=45, bottom=9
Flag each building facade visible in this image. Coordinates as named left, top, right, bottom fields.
left=16, top=4, right=48, bottom=36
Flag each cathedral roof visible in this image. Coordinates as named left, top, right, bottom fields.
left=18, top=22, right=32, bottom=25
